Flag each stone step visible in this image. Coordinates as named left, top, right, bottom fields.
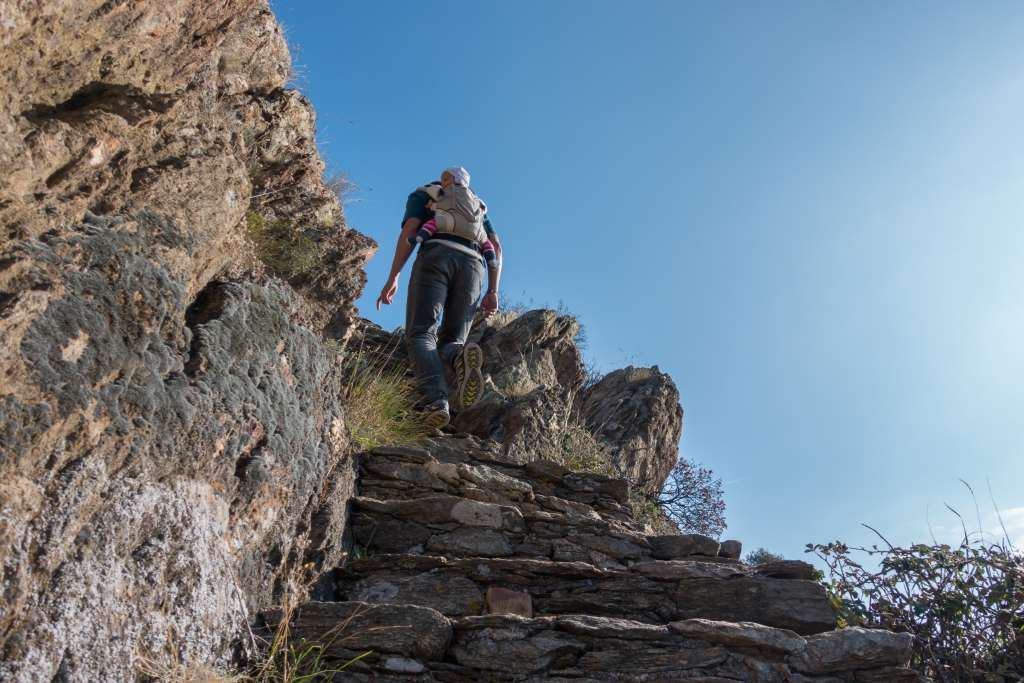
left=359, top=443, right=638, bottom=528
left=351, top=492, right=741, bottom=571
left=351, top=493, right=652, bottom=569
left=328, top=553, right=836, bottom=636
left=265, top=601, right=916, bottom=682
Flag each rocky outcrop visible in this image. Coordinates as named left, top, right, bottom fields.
left=0, top=0, right=374, bottom=335
left=0, top=2, right=373, bottom=680
left=579, top=366, right=683, bottom=493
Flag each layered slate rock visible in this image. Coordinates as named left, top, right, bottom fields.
left=272, top=603, right=914, bottom=682
left=331, top=554, right=836, bottom=634
left=275, top=435, right=915, bottom=679
left=354, top=444, right=670, bottom=567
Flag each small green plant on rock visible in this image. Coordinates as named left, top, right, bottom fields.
left=245, top=211, right=318, bottom=279
left=629, top=489, right=662, bottom=528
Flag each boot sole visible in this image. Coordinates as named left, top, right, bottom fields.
left=455, top=343, right=484, bottom=412
left=424, top=407, right=451, bottom=429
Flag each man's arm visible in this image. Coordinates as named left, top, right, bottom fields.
left=376, top=217, right=421, bottom=309
left=480, top=219, right=502, bottom=317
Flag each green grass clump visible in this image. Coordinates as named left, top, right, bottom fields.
left=245, top=211, right=318, bottom=279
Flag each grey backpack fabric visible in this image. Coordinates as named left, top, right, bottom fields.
left=430, top=185, right=487, bottom=244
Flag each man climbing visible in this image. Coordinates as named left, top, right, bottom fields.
left=376, top=166, right=502, bottom=428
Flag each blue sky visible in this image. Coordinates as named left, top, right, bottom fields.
left=271, top=1, right=1024, bottom=560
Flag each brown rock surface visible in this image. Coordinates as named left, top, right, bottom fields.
left=0, top=2, right=373, bottom=680
left=579, top=366, right=684, bottom=493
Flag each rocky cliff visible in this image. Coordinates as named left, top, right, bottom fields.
left=0, top=2, right=372, bottom=680
left=0, top=3, right=916, bottom=682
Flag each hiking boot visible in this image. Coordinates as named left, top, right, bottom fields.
left=453, top=342, right=484, bottom=412
left=422, top=399, right=450, bottom=429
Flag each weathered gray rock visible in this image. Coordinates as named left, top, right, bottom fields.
left=276, top=601, right=452, bottom=660
left=789, top=627, right=915, bottom=674
left=719, top=539, right=743, bottom=559
left=670, top=619, right=807, bottom=655
left=0, top=215, right=358, bottom=681
left=487, top=587, right=534, bottom=618
left=579, top=366, right=683, bottom=493
left=633, top=560, right=746, bottom=580
left=427, top=527, right=515, bottom=557
left=650, top=533, right=722, bottom=559
left=855, top=666, right=923, bottom=682
left=755, top=559, right=819, bottom=581
left=334, top=553, right=836, bottom=634
left=471, top=309, right=586, bottom=394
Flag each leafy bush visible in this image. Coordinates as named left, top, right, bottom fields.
left=654, top=457, right=727, bottom=538
left=245, top=211, right=318, bottom=279
left=808, top=524, right=1024, bottom=681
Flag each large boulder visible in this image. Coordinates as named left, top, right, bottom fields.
left=579, top=366, right=683, bottom=493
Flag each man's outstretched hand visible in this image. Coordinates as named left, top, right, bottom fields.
left=480, top=291, right=498, bottom=318
left=376, top=277, right=398, bottom=310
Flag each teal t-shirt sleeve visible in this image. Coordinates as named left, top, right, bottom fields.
left=402, top=190, right=432, bottom=227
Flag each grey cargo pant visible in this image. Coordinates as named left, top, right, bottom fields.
left=405, top=242, right=484, bottom=405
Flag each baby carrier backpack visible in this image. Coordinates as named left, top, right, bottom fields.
left=430, top=184, right=488, bottom=245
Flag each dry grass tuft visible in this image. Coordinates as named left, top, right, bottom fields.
left=535, top=408, right=615, bottom=477
left=245, top=211, right=318, bottom=279
left=333, top=342, right=431, bottom=451
left=138, top=657, right=243, bottom=683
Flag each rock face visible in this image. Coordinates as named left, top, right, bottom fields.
left=579, top=366, right=683, bottom=493
left=0, top=2, right=373, bottom=680
left=268, top=437, right=916, bottom=681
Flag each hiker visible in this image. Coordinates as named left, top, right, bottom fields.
left=376, top=166, right=502, bottom=428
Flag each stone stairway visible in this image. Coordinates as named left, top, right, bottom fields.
left=268, top=435, right=916, bottom=681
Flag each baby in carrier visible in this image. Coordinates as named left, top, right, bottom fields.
left=409, top=167, right=498, bottom=266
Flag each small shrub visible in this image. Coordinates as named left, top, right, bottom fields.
left=630, top=490, right=679, bottom=534
left=338, top=347, right=430, bottom=450
left=535, top=410, right=615, bottom=477
left=324, top=173, right=357, bottom=207
left=245, top=211, right=318, bottom=279
left=581, top=358, right=605, bottom=391
left=808, top=513, right=1024, bottom=681
left=137, top=654, right=242, bottom=683
left=137, top=597, right=369, bottom=683
left=656, top=457, right=727, bottom=538
left=744, top=547, right=786, bottom=566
